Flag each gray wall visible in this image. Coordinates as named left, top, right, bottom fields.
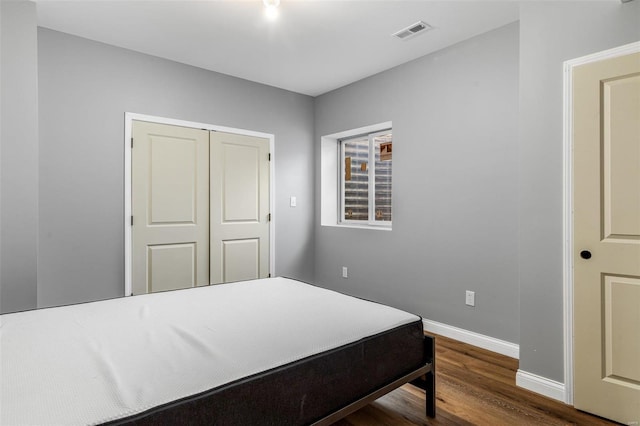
left=35, top=28, right=315, bottom=309
left=0, top=1, right=39, bottom=313
left=314, top=1, right=640, bottom=387
left=314, top=24, right=521, bottom=343
left=518, top=1, right=640, bottom=382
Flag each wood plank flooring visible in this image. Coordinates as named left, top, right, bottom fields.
left=336, top=334, right=618, bottom=425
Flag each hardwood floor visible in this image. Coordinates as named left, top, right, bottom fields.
left=336, top=334, right=618, bottom=426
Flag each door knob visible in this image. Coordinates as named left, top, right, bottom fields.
left=580, top=250, right=592, bottom=260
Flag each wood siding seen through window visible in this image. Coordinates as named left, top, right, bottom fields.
left=342, top=131, right=392, bottom=224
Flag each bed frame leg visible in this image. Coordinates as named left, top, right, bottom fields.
left=425, top=334, right=436, bottom=418
left=409, top=334, right=436, bottom=418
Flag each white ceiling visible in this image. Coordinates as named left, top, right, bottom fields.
left=35, top=1, right=521, bottom=96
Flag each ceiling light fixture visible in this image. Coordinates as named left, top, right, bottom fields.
left=263, top=0, right=280, bottom=20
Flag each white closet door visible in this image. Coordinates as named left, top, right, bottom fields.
left=210, top=131, right=270, bottom=284
left=132, top=120, right=210, bottom=294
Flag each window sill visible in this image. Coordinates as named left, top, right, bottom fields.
left=322, top=223, right=392, bottom=231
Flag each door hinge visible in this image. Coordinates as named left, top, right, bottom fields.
left=267, top=213, right=271, bottom=222
left=268, top=153, right=271, bottom=161
left=131, top=137, right=134, bottom=149
left=131, top=215, right=133, bottom=226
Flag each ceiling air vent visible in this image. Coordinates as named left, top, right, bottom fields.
left=392, top=21, right=432, bottom=40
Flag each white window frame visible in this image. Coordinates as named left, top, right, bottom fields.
left=339, top=129, right=392, bottom=228
left=320, top=121, right=392, bottom=231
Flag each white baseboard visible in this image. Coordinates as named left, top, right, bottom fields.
left=422, top=319, right=519, bottom=359
left=516, top=370, right=566, bottom=402
left=421, top=319, right=567, bottom=403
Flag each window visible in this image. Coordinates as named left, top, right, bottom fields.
left=340, top=130, right=392, bottom=226
left=320, top=121, right=391, bottom=230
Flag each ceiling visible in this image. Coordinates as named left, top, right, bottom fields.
left=35, top=1, right=521, bottom=97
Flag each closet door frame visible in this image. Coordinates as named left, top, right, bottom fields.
left=123, top=112, right=276, bottom=296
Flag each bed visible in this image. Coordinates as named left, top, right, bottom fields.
left=0, top=277, right=435, bottom=425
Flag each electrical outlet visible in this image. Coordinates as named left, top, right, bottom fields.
left=290, top=196, right=297, bottom=207
left=342, top=267, right=348, bottom=278
left=465, top=290, right=475, bottom=307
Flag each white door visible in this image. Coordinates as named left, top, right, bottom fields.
left=131, top=121, right=210, bottom=294
left=210, top=131, right=270, bottom=284
left=573, top=51, right=640, bottom=423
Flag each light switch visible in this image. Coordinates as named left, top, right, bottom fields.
left=465, top=290, right=475, bottom=307
left=290, top=196, right=297, bottom=207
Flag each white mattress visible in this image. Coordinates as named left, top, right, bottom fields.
left=0, top=277, right=419, bottom=425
